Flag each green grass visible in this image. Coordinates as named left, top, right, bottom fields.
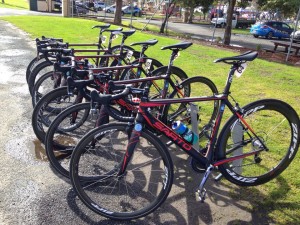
left=0, top=0, right=29, bottom=9
left=1, top=15, right=300, bottom=224
left=232, top=27, right=252, bottom=35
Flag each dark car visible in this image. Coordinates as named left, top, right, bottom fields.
left=54, top=0, right=62, bottom=11
left=250, top=21, right=293, bottom=39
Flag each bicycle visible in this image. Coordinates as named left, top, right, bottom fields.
left=31, top=37, right=163, bottom=107
left=26, top=24, right=139, bottom=82
left=42, top=42, right=218, bottom=179
left=69, top=50, right=300, bottom=220
left=27, top=28, right=140, bottom=95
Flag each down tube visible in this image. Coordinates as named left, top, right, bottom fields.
left=141, top=109, right=208, bottom=167
left=117, top=123, right=142, bottom=175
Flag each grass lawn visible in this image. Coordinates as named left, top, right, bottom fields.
left=1, top=15, right=300, bottom=224
left=0, top=0, right=29, bottom=9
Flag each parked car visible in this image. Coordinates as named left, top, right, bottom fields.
left=94, top=2, right=106, bottom=11
left=291, top=30, right=300, bottom=41
left=54, top=0, right=62, bottom=11
left=75, top=2, right=88, bottom=14
left=104, top=5, right=116, bottom=13
left=121, top=5, right=142, bottom=16
left=211, top=14, right=256, bottom=28
left=250, top=21, right=293, bottom=39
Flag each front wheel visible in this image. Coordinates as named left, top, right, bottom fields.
left=70, top=123, right=174, bottom=220
left=217, top=99, right=300, bottom=186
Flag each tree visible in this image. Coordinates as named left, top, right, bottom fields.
left=114, top=0, right=122, bottom=25
left=257, top=0, right=300, bottom=17
left=2, top=0, right=4, bottom=4
left=178, top=0, right=214, bottom=23
left=201, top=0, right=214, bottom=20
left=223, top=0, right=236, bottom=45
left=236, top=0, right=250, bottom=9
left=160, top=0, right=177, bottom=34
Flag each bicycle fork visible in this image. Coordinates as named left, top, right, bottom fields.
left=117, top=123, right=142, bottom=176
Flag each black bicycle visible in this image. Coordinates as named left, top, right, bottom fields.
left=43, top=43, right=219, bottom=180
left=70, top=51, right=300, bottom=220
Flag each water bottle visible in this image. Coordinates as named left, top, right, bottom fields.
left=172, top=121, right=198, bottom=145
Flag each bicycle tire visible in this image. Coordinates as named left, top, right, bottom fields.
left=70, top=123, right=174, bottom=220
left=28, top=60, right=53, bottom=95
left=119, top=57, right=163, bottom=81
left=163, top=76, right=219, bottom=142
left=31, top=87, right=81, bottom=143
left=45, top=103, right=97, bottom=178
left=99, top=45, right=138, bottom=68
left=31, top=71, right=61, bottom=107
left=45, top=102, right=132, bottom=178
left=139, top=66, right=188, bottom=100
left=217, top=99, right=300, bottom=186
left=26, top=55, right=46, bottom=83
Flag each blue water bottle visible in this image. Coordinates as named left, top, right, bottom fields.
left=172, top=121, right=198, bottom=145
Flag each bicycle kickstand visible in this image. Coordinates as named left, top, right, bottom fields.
left=197, top=165, right=214, bottom=202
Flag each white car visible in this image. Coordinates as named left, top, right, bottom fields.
left=291, top=30, right=300, bottom=41
left=104, top=5, right=116, bottom=13
left=94, top=2, right=106, bottom=11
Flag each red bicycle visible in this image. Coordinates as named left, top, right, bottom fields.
left=70, top=51, right=300, bottom=220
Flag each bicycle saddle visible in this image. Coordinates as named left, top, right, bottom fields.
left=105, top=27, right=123, bottom=32
left=214, top=51, right=258, bottom=64
left=161, top=42, right=193, bottom=51
left=112, top=30, right=136, bottom=37
left=92, top=24, right=111, bottom=30
left=130, top=39, right=158, bottom=47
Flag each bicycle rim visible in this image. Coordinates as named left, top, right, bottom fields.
left=217, top=99, right=300, bottom=186
left=70, top=123, right=173, bottom=220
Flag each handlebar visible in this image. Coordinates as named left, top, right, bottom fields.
left=90, top=89, right=135, bottom=122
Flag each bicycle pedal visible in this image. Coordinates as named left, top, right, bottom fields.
left=197, top=188, right=206, bottom=202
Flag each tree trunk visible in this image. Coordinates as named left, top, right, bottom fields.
left=183, top=10, right=189, bottom=23
left=223, top=0, right=236, bottom=45
left=2, top=0, right=5, bottom=3
left=160, top=0, right=176, bottom=33
left=114, top=0, right=122, bottom=25
left=188, top=7, right=194, bottom=24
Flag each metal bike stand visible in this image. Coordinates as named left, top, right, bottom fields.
left=190, top=103, right=199, bottom=151
left=214, top=121, right=243, bottom=181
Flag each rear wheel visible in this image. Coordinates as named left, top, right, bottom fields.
left=120, top=57, right=163, bottom=82
left=217, top=99, right=300, bottom=186
left=253, top=34, right=259, bottom=38
left=163, top=76, right=219, bottom=143
left=140, top=66, right=188, bottom=100
left=70, top=123, right=174, bottom=220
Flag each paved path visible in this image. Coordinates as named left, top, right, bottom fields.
left=0, top=11, right=273, bottom=224
left=137, top=18, right=276, bottom=50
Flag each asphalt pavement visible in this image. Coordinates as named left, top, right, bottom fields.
left=0, top=9, right=274, bottom=225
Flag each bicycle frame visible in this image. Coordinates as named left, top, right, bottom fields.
left=117, top=63, right=267, bottom=175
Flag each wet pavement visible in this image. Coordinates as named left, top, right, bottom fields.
left=0, top=17, right=274, bottom=225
